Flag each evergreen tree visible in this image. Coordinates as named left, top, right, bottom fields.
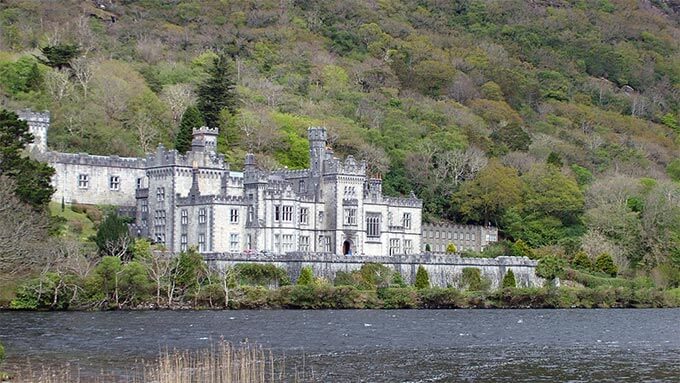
left=391, top=272, right=407, bottom=288
left=572, top=251, right=593, bottom=271
left=462, top=267, right=484, bottom=291
left=546, top=152, right=563, bottom=168
left=175, top=106, right=204, bottom=154
left=197, top=55, right=237, bottom=128
left=38, top=44, right=80, bottom=70
left=502, top=269, right=517, bottom=288
left=95, top=213, right=131, bottom=258
left=595, top=253, right=618, bottom=277
left=0, top=109, right=55, bottom=208
left=536, top=256, right=567, bottom=286
left=414, top=265, right=430, bottom=289
left=174, top=248, right=207, bottom=290
left=425, top=244, right=431, bottom=252
left=297, top=266, right=314, bottom=286
left=26, top=63, right=43, bottom=91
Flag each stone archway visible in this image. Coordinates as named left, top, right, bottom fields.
left=343, top=239, right=353, bottom=255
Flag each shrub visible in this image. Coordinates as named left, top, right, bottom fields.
left=572, top=251, right=593, bottom=271
left=536, top=256, right=567, bottom=284
left=511, top=239, right=533, bottom=258
left=418, top=287, right=464, bottom=308
left=378, top=287, right=419, bottom=308
left=296, top=266, right=314, bottom=286
left=502, top=269, right=517, bottom=288
left=0, top=340, right=4, bottom=364
left=234, top=263, right=290, bottom=287
left=462, top=267, right=489, bottom=291
left=594, top=253, right=617, bottom=277
left=446, top=243, right=457, bottom=253
left=391, top=272, right=407, bottom=288
left=414, top=265, right=430, bottom=289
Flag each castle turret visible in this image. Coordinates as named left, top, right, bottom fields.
left=192, top=126, right=219, bottom=153
left=17, top=110, right=49, bottom=152
left=308, top=127, right=327, bottom=177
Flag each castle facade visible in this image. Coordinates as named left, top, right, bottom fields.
left=20, top=111, right=498, bottom=256
left=21, top=111, right=431, bottom=256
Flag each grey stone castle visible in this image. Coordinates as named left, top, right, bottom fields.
left=20, top=110, right=498, bottom=257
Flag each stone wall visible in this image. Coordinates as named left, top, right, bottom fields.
left=40, top=152, right=146, bottom=206
left=206, top=252, right=542, bottom=288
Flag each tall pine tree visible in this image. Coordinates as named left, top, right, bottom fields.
left=197, top=55, right=237, bottom=128
left=0, top=109, right=54, bottom=208
left=175, top=105, right=205, bottom=154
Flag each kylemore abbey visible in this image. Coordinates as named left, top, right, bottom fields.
left=20, top=110, right=499, bottom=257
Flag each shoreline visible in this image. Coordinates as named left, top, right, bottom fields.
left=3, top=285, right=679, bottom=311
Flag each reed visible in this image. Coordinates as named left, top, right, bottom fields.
left=10, top=341, right=310, bottom=383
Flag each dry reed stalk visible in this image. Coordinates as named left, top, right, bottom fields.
left=10, top=341, right=309, bottom=383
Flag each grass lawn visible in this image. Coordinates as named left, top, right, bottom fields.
left=49, top=202, right=97, bottom=241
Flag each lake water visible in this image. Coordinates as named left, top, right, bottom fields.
left=0, top=309, right=679, bottom=382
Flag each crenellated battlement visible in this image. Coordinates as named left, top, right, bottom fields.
left=145, top=145, right=228, bottom=170
left=192, top=126, right=219, bottom=136
left=270, top=169, right=310, bottom=179
left=383, top=195, right=422, bottom=208
left=39, top=151, right=147, bottom=169
left=176, top=193, right=246, bottom=206
left=323, top=155, right=367, bottom=175
left=17, top=110, right=50, bottom=123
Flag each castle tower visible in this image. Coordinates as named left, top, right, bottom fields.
left=191, top=126, right=219, bottom=153
left=308, top=127, right=327, bottom=177
left=17, top=110, right=49, bottom=152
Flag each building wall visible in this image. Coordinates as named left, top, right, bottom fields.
left=45, top=152, right=146, bottom=206
left=421, top=223, right=499, bottom=253
left=25, top=110, right=500, bottom=259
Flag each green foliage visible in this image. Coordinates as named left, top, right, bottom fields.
left=502, top=269, right=517, bottom=288
left=446, top=243, right=457, bottom=253
left=0, top=109, right=55, bottom=208
left=391, top=272, right=407, bottom=288
left=174, top=249, right=207, bottom=290
left=0, top=340, right=4, bottom=364
left=94, top=213, right=130, bottom=257
left=333, top=263, right=393, bottom=290
left=546, top=152, right=563, bottom=168
left=95, top=256, right=122, bottom=299
left=234, top=263, right=290, bottom=287
left=197, top=55, right=237, bottom=128
left=175, top=105, right=204, bottom=154
left=510, top=239, right=534, bottom=259
left=414, top=265, right=430, bottom=289
left=425, top=244, right=432, bottom=252
left=461, top=267, right=489, bottom=291
left=453, top=159, right=523, bottom=224
left=38, top=44, right=80, bottom=69
left=571, top=164, right=594, bottom=187
left=536, top=256, right=567, bottom=283
left=595, top=253, right=618, bottom=277
left=0, top=56, right=43, bottom=94
left=572, top=251, right=593, bottom=271
left=666, top=159, right=680, bottom=182
left=296, top=266, right=314, bottom=286
left=378, top=287, right=420, bottom=308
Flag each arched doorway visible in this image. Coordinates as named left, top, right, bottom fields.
left=343, top=240, right=353, bottom=255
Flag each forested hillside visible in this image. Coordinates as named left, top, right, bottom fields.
left=1, top=0, right=680, bottom=283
